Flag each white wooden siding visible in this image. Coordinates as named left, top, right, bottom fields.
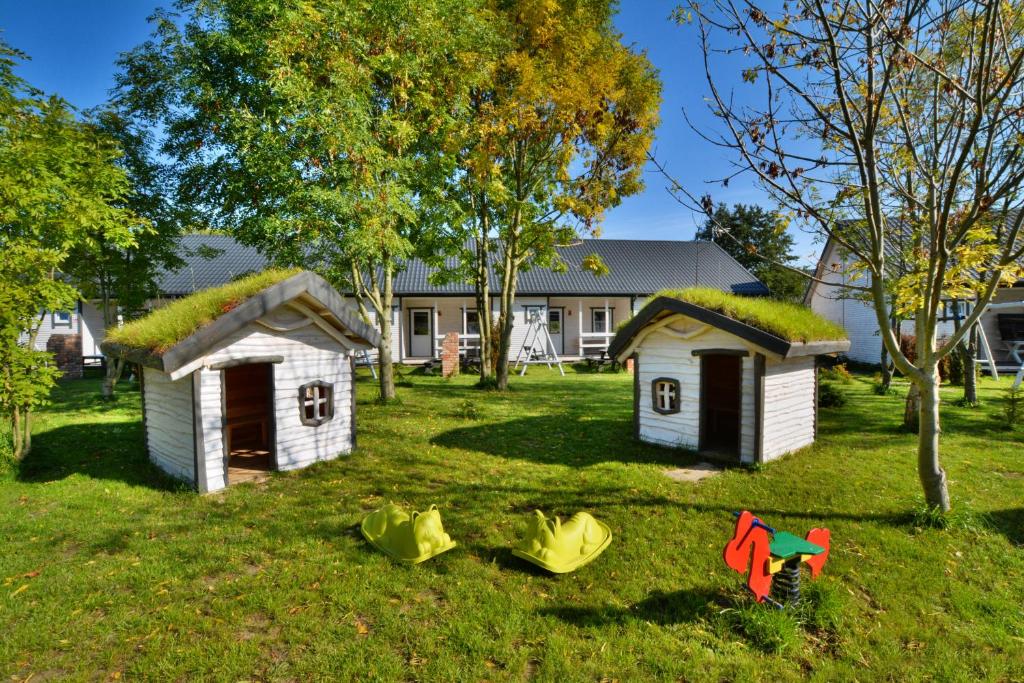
left=761, top=357, right=816, bottom=461
left=808, top=242, right=955, bottom=364
left=198, top=306, right=354, bottom=491
left=142, top=367, right=195, bottom=484
left=635, top=325, right=757, bottom=461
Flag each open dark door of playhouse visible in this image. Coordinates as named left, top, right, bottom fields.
left=223, top=363, right=275, bottom=484
left=700, top=354, right=742, bottom=459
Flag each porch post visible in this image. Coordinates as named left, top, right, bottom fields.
left=578, top=298, right=583, bottom=355
left=433, top=299, right=439, bottom=357
left=604, top=298, right=610, bottom=351
left=396, top=297, right=403, bottom=363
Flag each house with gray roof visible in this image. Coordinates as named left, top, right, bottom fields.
left=40, top=234, right=770, bottom=369
left=156, top=235, right=768, bottom=363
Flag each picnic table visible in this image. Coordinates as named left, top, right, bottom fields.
left=584, top=351, right=619, bottom=370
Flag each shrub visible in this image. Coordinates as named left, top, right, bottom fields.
left=1000, top=387, right=1023, bottom=430
left=872, top=381, right=897, bottom=396
left=457, top=399, right=480, bottom=420
left=818, top=381, right=847, bottom=408
left=819, top=363, right=852, bottom=384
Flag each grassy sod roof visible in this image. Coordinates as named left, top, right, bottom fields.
left=653, top=288, right=848, bottom=343
left=609, top=287, right=849, bottom=360
left=105, top=268, right=303, bottom=354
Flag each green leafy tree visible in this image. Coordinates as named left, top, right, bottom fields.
left=0, top=42, right=140, bottom=458
left=117, top=0, right=490, bottom=401
left=695, top=203, right=807, bottom=302
left=677, top=0, right=1024, bottom=512
left=65, top=109, right=184, bottom=398
left=452, top=0, right=661, bottom=389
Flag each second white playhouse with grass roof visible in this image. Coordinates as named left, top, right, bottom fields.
left=609, top=290, right=850, bottom=464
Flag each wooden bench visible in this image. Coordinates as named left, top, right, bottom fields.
left=225, top=399, right=269, bottom=453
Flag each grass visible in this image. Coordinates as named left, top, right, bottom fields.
left=104, top=268, right=301, bottom=353
left=652, top=287, right=849, bottom=342
left=1, top=369, right=1023, bottom=680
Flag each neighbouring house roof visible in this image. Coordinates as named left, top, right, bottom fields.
left=102, top=270, right=381, bottom=376
left=156, top=235, right=769, bottom=298
left=609, top=288, right=850, bottom=360
left=158, top=234, right=270, bottom=296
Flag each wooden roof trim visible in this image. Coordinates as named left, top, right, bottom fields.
left=104, top=271, right=381, bottom=375
left=609, top=296, right=849, bottom=361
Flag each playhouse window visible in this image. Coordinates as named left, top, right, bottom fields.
left=652, top=377, right=681, bottom=414
left=51, top=311, right=72, bottom=327
left=299, top=380, right=334, bottom=426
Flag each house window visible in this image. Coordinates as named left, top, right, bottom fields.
left=299, top=380, right=334, bottom=426
left=52, top=311, right=72, bottom=328
left=465, top=310, right=480, bottom=335
left=592, top=308, right=614, bottom=333
left=652, top=377, right=681, bottom=415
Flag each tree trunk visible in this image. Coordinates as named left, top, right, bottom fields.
left=11, top=408, right=23, bottom=461
left=917, top=372, right=950, bottom=511
left=904, top=382, right=920, bottom=433
left=495, top=249, right=519, bottom=391
left=101, top=357, right=125, bottom=399
left=474, top=230, right=493, bottom=383
left=963, top=325, right=978, bottom=406
left=377, top=265, right=396, bottom=402
left=880, top=343, right=893, bottom=392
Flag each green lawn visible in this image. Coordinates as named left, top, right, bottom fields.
left=1, top=367, right=1022, bottom=681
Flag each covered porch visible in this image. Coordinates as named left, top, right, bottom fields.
left=393, top=295, right=643, bottom=363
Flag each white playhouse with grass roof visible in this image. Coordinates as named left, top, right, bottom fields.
left=609, top=292, right=849, bottom=464
left=102, top=270, right=380, bottom=492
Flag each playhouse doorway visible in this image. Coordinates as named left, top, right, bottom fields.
left=224, top=363, right=275, bottom=484
left=700, top=354, right=742, bottom=459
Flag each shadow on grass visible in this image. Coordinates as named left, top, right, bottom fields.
left=430, top=415, right=702, bottom=468
left=539, top=587, right=726, bottom=627
left=17, top=421, right=179, bottom=490
left=987, top=508, right=1024, bottom=545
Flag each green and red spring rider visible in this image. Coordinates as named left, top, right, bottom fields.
left=723, top=511, right=830, bottom=607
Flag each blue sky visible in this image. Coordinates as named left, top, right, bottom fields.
left=0, top=0, right=823, bottom=264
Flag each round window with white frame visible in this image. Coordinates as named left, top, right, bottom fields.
left=652, top=377, right=681, bottom=415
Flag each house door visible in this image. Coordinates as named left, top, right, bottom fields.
left=223, top=363, right=275, bottom=484
left=547, top=308, right=563, bottom=355
left=409, top=309, right=433, bottom=357
left=700, top=354, right=742, bottom=458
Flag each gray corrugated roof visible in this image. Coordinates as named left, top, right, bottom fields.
left=158, top=235, right=269, bottom=296
left=158, top=235, right=768, bottom=298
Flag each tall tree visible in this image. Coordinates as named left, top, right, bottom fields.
left=117, top=0, right=490, bottom=401
left=453, top=0, right=661, bottom=389
left=0, top=42, right=140, bottom=458
left=66, top=108, right=184, bottom=398
left=676, top=0, right=1024, bottom=511
left=696, top=203, right=807, bottom=301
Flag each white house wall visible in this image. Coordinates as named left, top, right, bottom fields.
left=142, top=367, right=196, bottom=484
left=982, top=287, right=1024, bottom=364
left=635, top=325, right=756, bottom=461
left=808, top=242, right=955, bottom=364
left=761, top=356, right=816, bottom=461
left=196, top=310, right=355, bottom=492
left=79, top=302, right=105, bottom=356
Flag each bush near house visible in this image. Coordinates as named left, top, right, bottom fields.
left=1, top=370, right=1022, bottom=681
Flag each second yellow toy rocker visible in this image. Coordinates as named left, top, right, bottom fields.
left=512, top=510, right=612, bottom=573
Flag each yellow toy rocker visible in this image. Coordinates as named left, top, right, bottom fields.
left=512, top=510, right=612, bottom=574
left=361, top=503, right=457, bottom=564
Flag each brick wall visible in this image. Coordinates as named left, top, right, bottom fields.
left=441, top=332, right=460, bottom=378
left=47, top=333, right=83, bottom=379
